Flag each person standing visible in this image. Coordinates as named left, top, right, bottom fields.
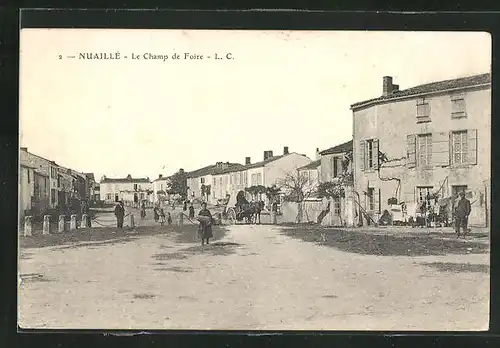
left=271, top=200, right=278, bottom=225
left=198, top=202, right=213, bottom=245
left=188, top=203, right=195, bottom=219
left=140, top=201, right=146, bottom=220
left=114, top=200, right=125, bottom=229
left=454, top=191, right=471, bottom=238
left=183, top=200, right=188, bottom=212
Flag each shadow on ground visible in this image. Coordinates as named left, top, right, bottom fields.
left=151, top=241, right=242, bottom=263
left=280, top=226, right=489, bottom=256
left=420, top=262, right=489, bottom=274
left=19, top=224, right=228, bottom=249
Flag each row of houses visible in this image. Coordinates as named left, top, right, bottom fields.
left=19, top=148, right=99, bottom=220
left=186, top=147, right=312, bottom=206
left=184, top=72, right=491, bottom=227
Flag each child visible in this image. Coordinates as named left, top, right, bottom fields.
left=159, top=208, right=166, bottom=226
left=167, top=212, right=172, bottom=226
left=153, top=206, right=159, bottom=223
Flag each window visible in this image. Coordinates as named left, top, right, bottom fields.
left=213, top=178, right=216, bottom=186
left=51, top=189, right=56, bottom=204
left=57, top=175, right=61, bottom=187
left=417, top=186, right=433, bottom=203
left=251, top=173, right=256, bottom=186
left=230, top=175, right=233, bottom=184
left=219, top=178, right=222, bottom=185
left=106, top=193, right=112, bottom=200
left=367, top=140, right=374, bottom=169
left=417, top=134, right=432, bottom=166
left=140, top=193, right=145, bottom=199
left=368, top=188, right=375, bottom=211
left=27, top=169, right=31, bottom=183
left=451, top=131, right=468, bottom=165
left=333, top=197, right=341, bottom=215
left=257, top=173, right=262, bottom=185
left=416, top=98, right=431, bottom=122
left=201, top=177, right=205, bottom=184
left=451, top=94, right=466, bottom=118
left=333, top=157, right=339, bottom=177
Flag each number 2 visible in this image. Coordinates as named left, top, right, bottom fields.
left=58, top=55, right=62, bottom=59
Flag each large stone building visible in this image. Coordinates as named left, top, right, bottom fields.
left=212, top=147, right=312, bottom=205
left=19, top=147, right=95, bottom=220
left=187, top=162, right=241, bottom=204
left=351, top=73, right=491, bottom=226
left=99, top=175, right=152, bottom=205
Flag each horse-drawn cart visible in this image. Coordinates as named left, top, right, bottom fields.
left=224, top=190, right=257, bottom=225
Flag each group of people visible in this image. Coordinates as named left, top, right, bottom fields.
left=116, top=199, right=213, bottom=245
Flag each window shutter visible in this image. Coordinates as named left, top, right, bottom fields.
left=372, top=139, right=379, bottom=170
left=406, top=134, right=416, bottom=168
left=359, top=140, right=365, bottom=171
left=374, top=188, right=381, bottom=214
left=468, top=129, right=477, bottom=165
left=432, top=131, right=449, bottom=167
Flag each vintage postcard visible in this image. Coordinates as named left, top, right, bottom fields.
left=18, top=29, right=491, bottom=331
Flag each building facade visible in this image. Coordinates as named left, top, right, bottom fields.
left=352, top=73, right=491, bottom=226
left=187, top=162, right=241, bottom=204
left=100, top=175, right=152, bottom=204
left=152, top=174, right=171, bottom=203
left=212, top=147, right=312, bottom=206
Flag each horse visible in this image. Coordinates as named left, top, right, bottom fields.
left=250, top=201, right=264, bottom=224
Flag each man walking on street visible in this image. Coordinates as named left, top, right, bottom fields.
left=455, top=191, right=471, bottom=238
left=114, top=200, right=125, bottom=229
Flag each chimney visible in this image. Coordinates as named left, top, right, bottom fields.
left=126, top=174, right=132, bottom=179
left=245, top=157, right=251, bottom=165
left=316, top=148, right=321, bottom=160
left=159, top=174, right=163, bottom=179
left=263, top=151, right=268, bottom=160
left=283, top=146, right=289, bottom=155
left=382, top=76, right=393, bottom=96
left=392, top=84, right=399, bottom=93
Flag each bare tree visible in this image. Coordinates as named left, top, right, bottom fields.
left=278, top=169, right=317, bottom=223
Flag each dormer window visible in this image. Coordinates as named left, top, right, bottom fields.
left=416, top=97, right=431, bottom=123
left=451, top=93, right=467, bottom=118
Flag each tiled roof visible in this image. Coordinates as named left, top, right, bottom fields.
left=319, top=140, right=353, bottom=156
left=85, top=173, right=95, bottom=181
left=212, top=164, right=247, bottom=175
left=298, top=160, right=321, bottom=170
left=350, top=73, right=491, bottom=109
left=187, top=163, right=241, bottom=178
left=101, top=177, right=150, bottom=183
left=243, top=155, right=285, bottom=170
left=153, top=176, right=171, bottom=182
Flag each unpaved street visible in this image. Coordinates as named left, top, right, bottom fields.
left=18, top=224, right=489, bottom=331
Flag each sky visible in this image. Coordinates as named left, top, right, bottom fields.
left=20, top=30, right=491, bottom=181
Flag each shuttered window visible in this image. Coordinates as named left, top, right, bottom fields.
left=451, top=131, right=468, bottom=165
left=417, top=134, right=432, bottom=166
left=333, top=157, right=339, bottom=177
left=406, top=135, right=417, bottom=168
left=451, top=94, right=466, bottom=118
left=416, top=98, right=431, bottom=122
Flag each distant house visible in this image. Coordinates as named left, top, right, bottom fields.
left=187, top=162, right=241, bottom=203
left=152, top=174, right=172, bottom=203
left=19, top=162, right=36, bottom=220
left=319, top=140, right=353, bottom=183
left=298, top=159, right=321, bottom=187
left=100, top=174, right=152, bottom=205
left=213, top=147, right=312, bottom=205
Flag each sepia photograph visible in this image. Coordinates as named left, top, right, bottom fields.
left=18, top=29, right=491, bottom=331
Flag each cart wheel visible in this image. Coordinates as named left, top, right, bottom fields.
left=226, top=208, right=236, bottom=225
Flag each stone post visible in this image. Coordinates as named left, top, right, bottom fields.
left=345, top=186, right=355, bottom=227
left=43, top=215, right=50, bottom=235
left=58, top=215, right=65, bottom=233
left=80, top=214, right=88, bottom=228
left=129, top=214, right=135, bottom=228
left=24, top=216, right=32, bottom=237
left=70, top=214, right=77, bottom=230
left=177, top=212, right=184, bottom=226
